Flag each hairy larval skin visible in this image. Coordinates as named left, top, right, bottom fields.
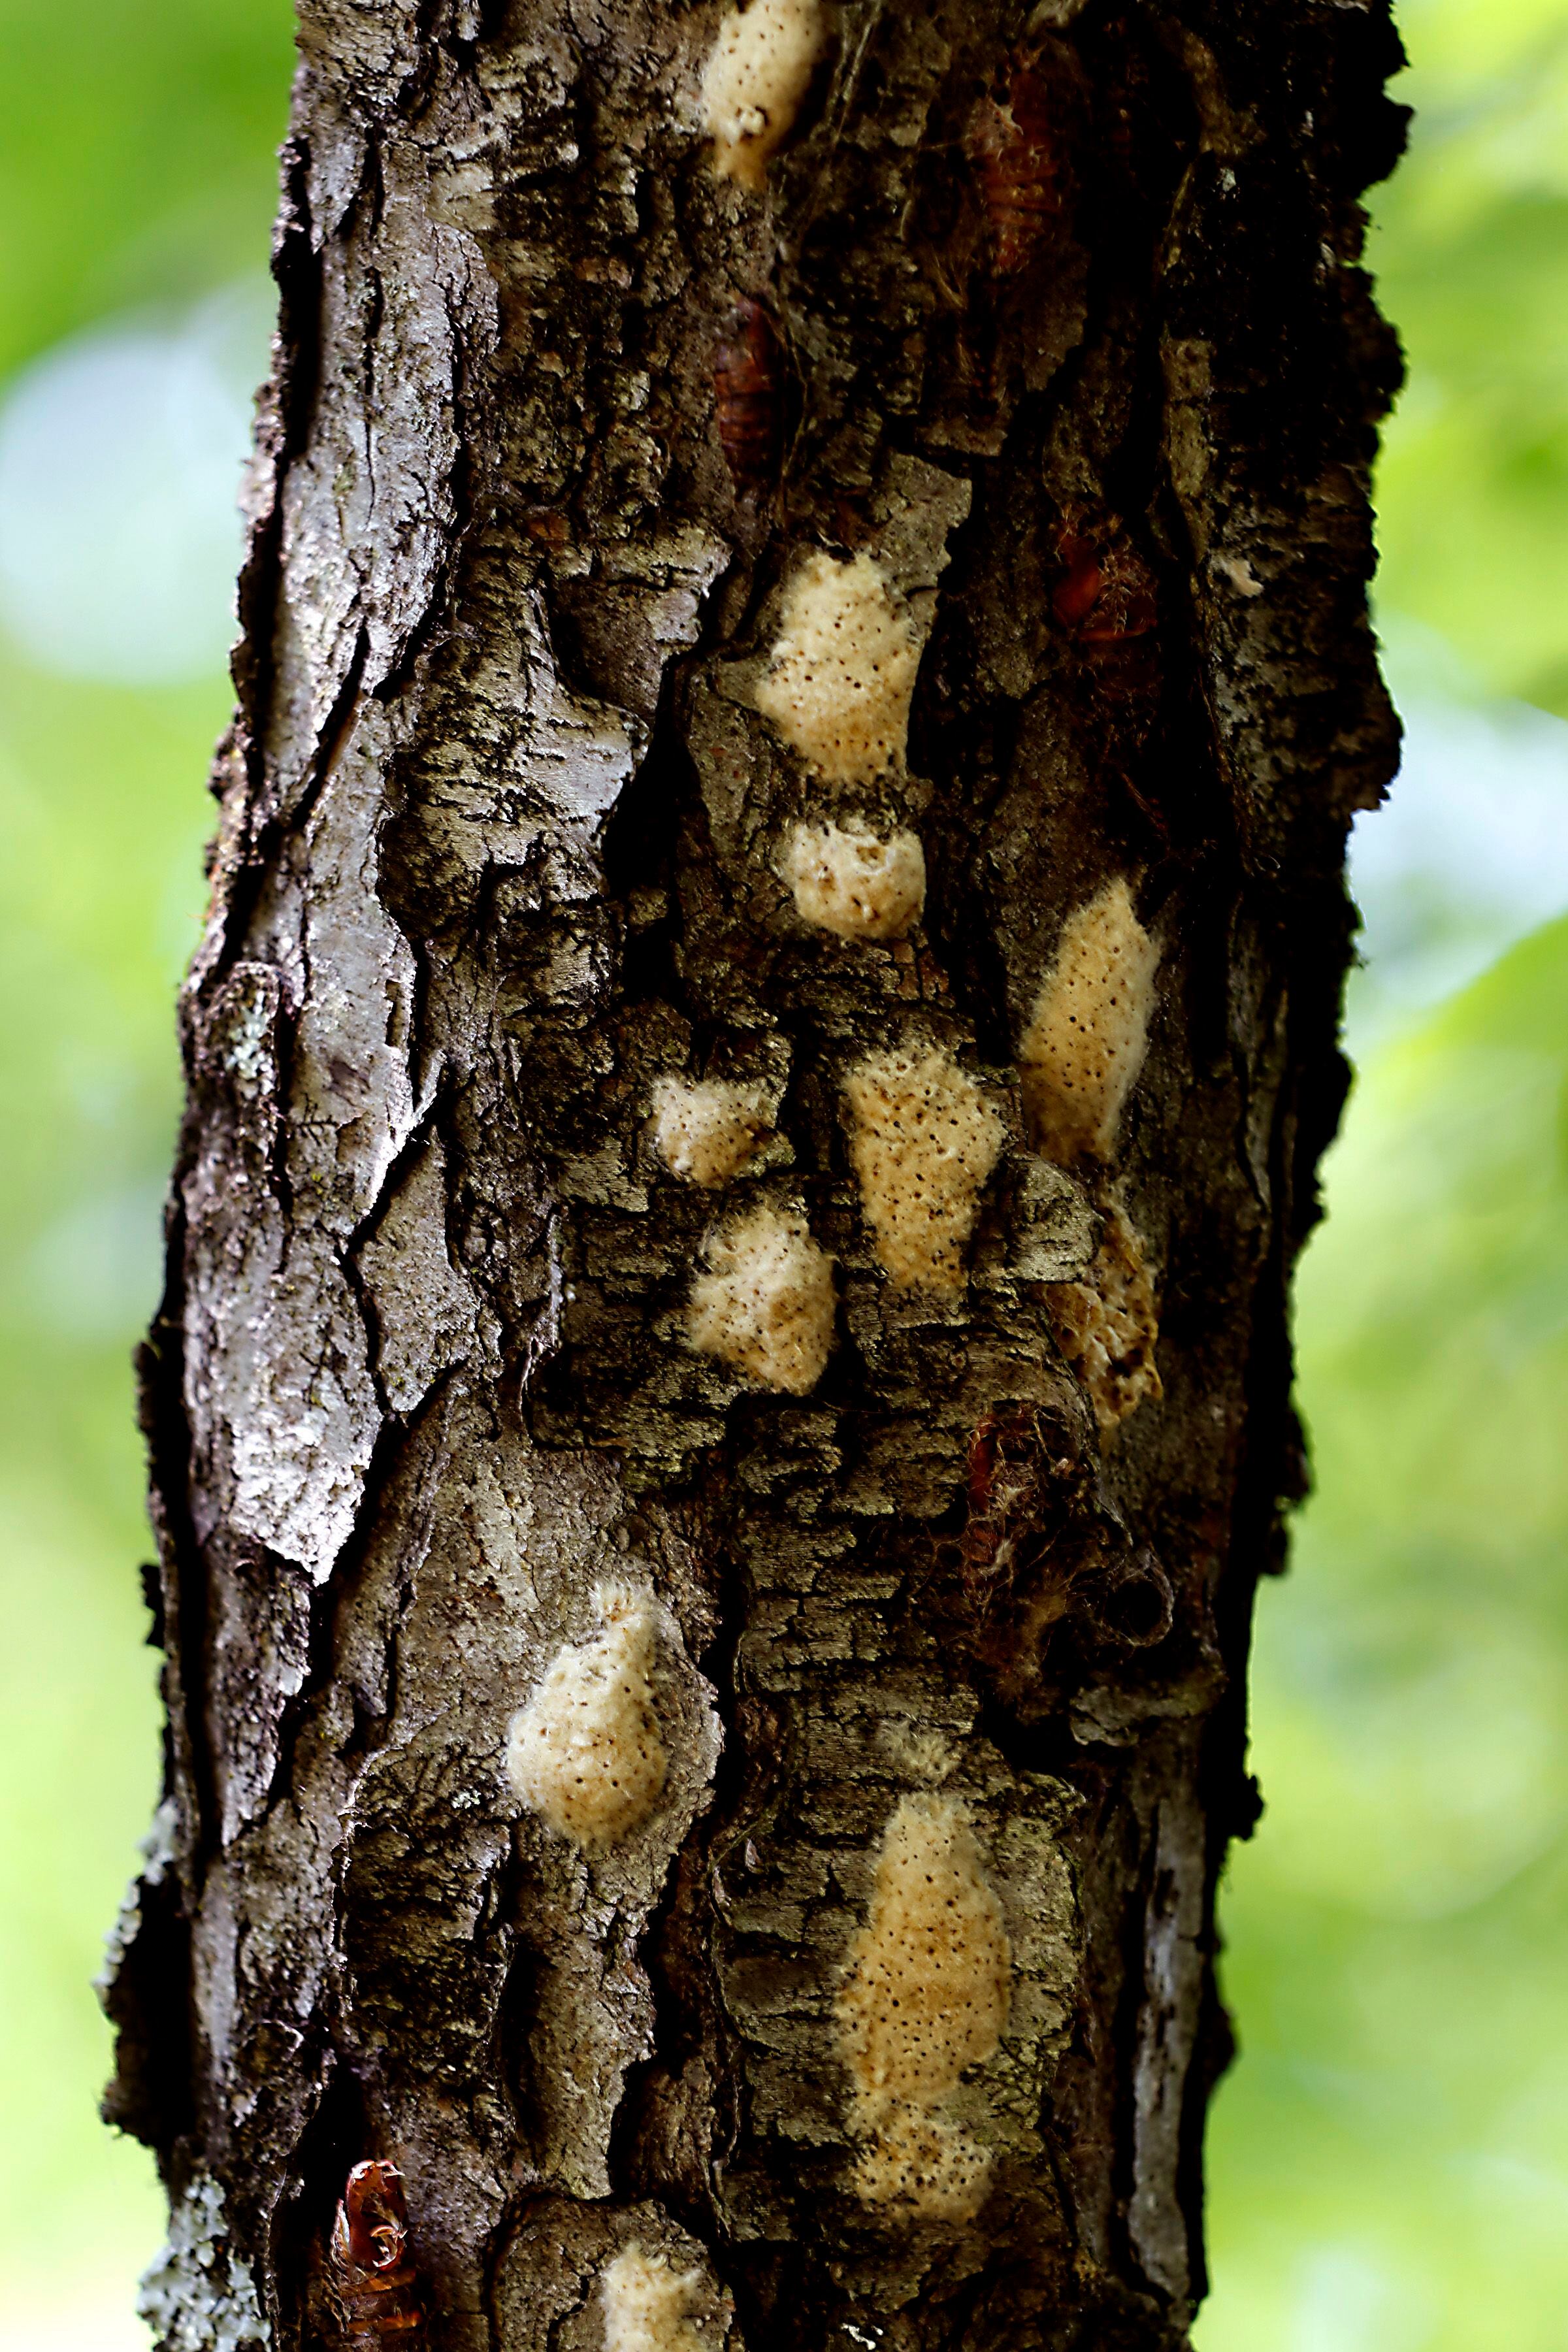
left=103, top=5, right=1406, bottom=2351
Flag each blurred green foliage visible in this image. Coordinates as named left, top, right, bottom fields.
left=0, top=672, right=240, bottom=2346
left=1375, top=0, right=1568, bottom=708
left=1201, top=921, right=1568, bottom=2349
left=0, top=3, right=293, bottom=2343
left=0, top=2, right=1565, bottom=2347
left=1198, top=11, right=1568, bottom=2344
left=0, top=667, right=235, bottom=2345
left=0, top=0, right=293, bottom=379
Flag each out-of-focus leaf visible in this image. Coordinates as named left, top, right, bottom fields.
left=0, top=0, right=293, bottom=380
left=1203, top=923, right=1568, bottom=2346
left=0, top=639, right=225, bottom=2317
left=1373, top=0, right=1568, bottom=708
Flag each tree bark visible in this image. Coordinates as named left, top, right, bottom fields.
left=103, top=4, right=1406, bottom=2349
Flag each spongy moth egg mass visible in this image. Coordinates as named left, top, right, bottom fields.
left=601, top=2247, right=708, bottom=2352
left=650, top=1075, right=772, bottom=1187
left=701, top=0, right=826, bottom=190
left=781, top=817, right=925, bottom=941
left=838, top=1795, right=1011, bottom=2107
left=843, top=1042, right=1005, bottom=1290
left=686, top=1200, right=835, bottom=1394
left=836, top=1795, right=1012, bottom=2221
left=847, top=2104, right=993, bottom=2225
left=1019, top=877, right=1159, bottom=1164
left=504, top=1589, right=666, bottom=1848
left=753, top=552, right=920, bottom=785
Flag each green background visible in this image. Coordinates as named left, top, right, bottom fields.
left=0, top=3, right=1565, bottom=2345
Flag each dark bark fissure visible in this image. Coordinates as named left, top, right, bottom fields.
left=106, top=3, right=1406, bottom=2350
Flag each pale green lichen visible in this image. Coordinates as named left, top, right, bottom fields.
left=138, top=2175, right=270, bottom=2352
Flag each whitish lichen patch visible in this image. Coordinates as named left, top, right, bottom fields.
left=701, top=0, right=826, bottom=190
left=506, top=1584, right=668, bottom=1848
left=601, top=2245, right=709, bottom=2352
left=842, top=1041, right=1005, bottom=1290
left=753, top=552, right=920, bottom=785
left=687, top=1201, right=835, bottom=1394
left=1019, top=878, right=1159, bottom=1163
left=1048, top=1198, right=1162, bottom=1434
left=781, top=817, right=925, bottom=940
left=650, top=1076, right=772, bottom=1186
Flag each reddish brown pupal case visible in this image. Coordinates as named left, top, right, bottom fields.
left=330, top=2161, right=424, bottom=2345
left=961, top=1402, right=1056, bottom=1599
left=966, top=57, right=1072, bottom=278
left=713, top=296, right=782, bottom=495
left=1052, top=517, right=1158, bottom=647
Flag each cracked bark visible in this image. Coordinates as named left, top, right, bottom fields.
left=102, top=3, right=1407, bottom=2349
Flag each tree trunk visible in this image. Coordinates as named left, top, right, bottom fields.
left=103, top=4, right=1405, bottom=2349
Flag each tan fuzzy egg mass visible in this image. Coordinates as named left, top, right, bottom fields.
left=781, top=817, right=925, bottom=941
left=1049, top=1198, right=1162, bottom=1435
left=650, top=1076, right=772, bottom=1187
left=700, top=0, right=825, bottom=191
left=1019, top=877, right=1160, bottom=1164
left=505, top=1588, right=666, bottom=1848
left=753, top=552, right=920, bottom=785
left=837, top=1795, right=1012, bottom=2111
left=687, top=1201, right=834, bottom=1394
left=848, top=2102, right=993, bottom=2225
left=600, top=2246, right=708, bottom=2352
left=842, top=1042, right=1005, bottom=1290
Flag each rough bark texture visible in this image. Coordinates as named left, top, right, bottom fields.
left=103, top=5, right=1406, bottom=2349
